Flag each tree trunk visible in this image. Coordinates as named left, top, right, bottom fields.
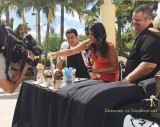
left=37, top=9, right=42, bottom=62
left=5, top=6, right=9, bottom=26
left=21, top=10, right=26, bottom=26
left=44, top=8, right=52, bottom=67
left=60, top=5, right=64, bottom=44
left=116, top=17, right=123, bottom=55
left=20, top=9, right=28, bottom=37
left=45, top=22, right=50, bottom=67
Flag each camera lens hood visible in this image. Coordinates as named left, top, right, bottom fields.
left=32, top=45, right=43, bottom=56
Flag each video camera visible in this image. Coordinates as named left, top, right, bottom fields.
left=0, top=24, right=43, bottom=66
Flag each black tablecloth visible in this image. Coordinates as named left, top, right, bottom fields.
left=12, top=80, right=58, bottom=127
left=12, top=79, right=160, bottom=127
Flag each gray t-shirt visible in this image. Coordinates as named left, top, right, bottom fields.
left=0, top=54, right=12, bottom=79
left=0, top=54, right=6, bottom=79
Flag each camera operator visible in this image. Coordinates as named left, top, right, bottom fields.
left=0, top=50, right=35, bottom=94
left=0, top=23, right=42, bottom=94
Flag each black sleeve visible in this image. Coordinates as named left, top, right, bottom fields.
left=141, top=35, right=160, bottom=63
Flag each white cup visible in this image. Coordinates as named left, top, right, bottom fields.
left=44, top=77, right=52, bottom=87
left=36, top=73, right=44, bottom=84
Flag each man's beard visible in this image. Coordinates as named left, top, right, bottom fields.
left=134, top=26, right=140, bottom=34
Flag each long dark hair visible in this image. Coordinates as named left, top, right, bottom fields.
left=88, top=22, right=109, bottom=58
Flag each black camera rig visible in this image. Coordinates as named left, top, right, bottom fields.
left=0, top=24, right=42, bottom=64
left=0, top=24, right=43, bottom=82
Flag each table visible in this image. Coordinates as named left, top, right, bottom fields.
left=12, top=79, right=160, bottom=127
left=12, top=80, right=58, bottom=127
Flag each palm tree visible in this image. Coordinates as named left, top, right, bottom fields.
left=83, top=0, right=103, bottom=26
left=9, top=18, right=14, bottom=29
left=65, top=1, right=99, bottom=23
left=31, top=0, right=45, bottom=62
left=42, top=0, right=88, bottom=66
left=60, top=5, right=64, bottom=44
left=59, top=0, right=101, bottom=44
left=42, top=0, right=57, bottom=66
left=0, top=0, right=13, bottom=26
left=42, top=32, right=61, bottom=52
left=112, top=0, right=133, bottom=55
left=115, top=0, right=158, bottom=55
left=12, top=0, right=32, bottom=34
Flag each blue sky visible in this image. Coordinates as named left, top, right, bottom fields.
left=1, top=5, right=89, bottom=41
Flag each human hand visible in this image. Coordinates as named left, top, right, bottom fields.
left=121, top=77, right=131, bottom=83
left=27, top=50, right=35, bottom=61
left=87, top=66, right=100, bottom=73
left=85, top=39, right=92, bottom=49
left=49, top=52, right=57, bottom=59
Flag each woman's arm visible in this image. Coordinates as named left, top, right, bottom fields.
left=0, top=51, right=35, bottom=94
left=51, top=39, right=90, bottom=59
left=91, top=43, right=119, bottom=73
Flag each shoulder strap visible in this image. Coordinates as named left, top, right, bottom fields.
left=5, top=37, right=13, bottom=82
left=68, top=44, right=70, bottom=49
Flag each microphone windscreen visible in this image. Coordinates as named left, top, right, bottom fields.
left=85, top=48, right=89, bottom=52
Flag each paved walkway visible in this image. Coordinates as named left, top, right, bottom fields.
left=0, top=85, right=21, bottom=127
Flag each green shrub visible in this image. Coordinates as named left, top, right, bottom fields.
left=41, top=56, right=50, bottom=67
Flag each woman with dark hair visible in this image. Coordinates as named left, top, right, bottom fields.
left=51, top=22, right=119, bottom=81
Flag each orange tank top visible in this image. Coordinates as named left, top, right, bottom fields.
left=90, top=41, right=119, bottom=82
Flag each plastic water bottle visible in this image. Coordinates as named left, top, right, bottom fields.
left=50, top=55, right=55, bottom=85
left=62, top=69, right=67, bottom=87
left=51, top=62, right=55, bottom=72
left=50, top=55, right=55, bottom=72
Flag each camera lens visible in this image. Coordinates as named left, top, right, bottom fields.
left=32, top=45, right=43, bottom=56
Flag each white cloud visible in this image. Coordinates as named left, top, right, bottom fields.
left=55, top=11, right=61, bottom=17
left=1, top=14, right=6, bottom=20
left=64, top=11, right=80, bottom=22
left=55, top=10, right=85, bottom=23
left=55, top=24, right=60, bottom=34
left=40, top=11, right=43, bottom=15
left=41, top=32, right=46, bottom=42
left=87, top=7, right=92, bottom=10
left=55, top=22, right=69, bottom=34
left=77, top=28, right=85, bottom=35
left=13, top=25, right=16, bottom=30
left=28, top=30, right=46, bottom=42
left=55, top=22, right=85, bottom=39
left=40, top=22, right=47, bottom=31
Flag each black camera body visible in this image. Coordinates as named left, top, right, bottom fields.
left=25, top=34, right=42, bottom=56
